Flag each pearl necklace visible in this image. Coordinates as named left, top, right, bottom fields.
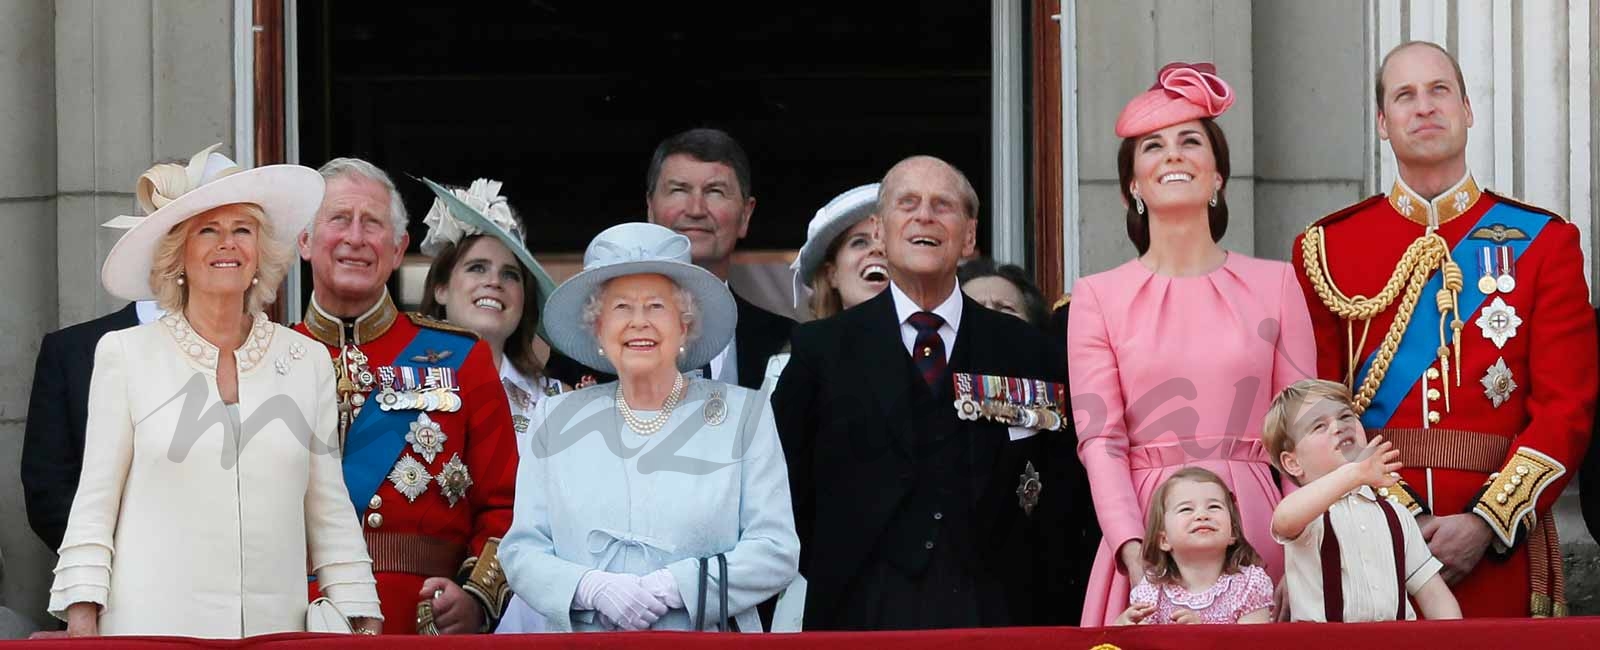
left=616, top=373, right=686, bottom=436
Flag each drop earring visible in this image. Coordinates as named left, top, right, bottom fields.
left=251, top=277, right=259, bottom=286
left=1209, top=190, right=1219, bottom=208
left=1133, top=193, right=1146, bottom=215
left=176, top=272, right=185, bottom=286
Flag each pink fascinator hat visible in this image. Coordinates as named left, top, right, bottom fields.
left=1114, top=62, right=1235, bottom=138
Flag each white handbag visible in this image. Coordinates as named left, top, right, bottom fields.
left=306, top=597, right=354, bottom=634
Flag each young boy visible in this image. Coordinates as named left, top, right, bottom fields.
left=1262, top=379, right=1461, bottom=622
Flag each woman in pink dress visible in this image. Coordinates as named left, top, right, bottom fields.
left=1069, top=62, right=1315, bottom=626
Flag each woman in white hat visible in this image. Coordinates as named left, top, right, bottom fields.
left=792, top=183, right=888, bottom=321
left=413, top=177, right=564, bottom=633
left=499, top=222, right=799, bottom=633
left=757, top=183, right=889, bottom=397
left=49, top=145, right=381, bottom=637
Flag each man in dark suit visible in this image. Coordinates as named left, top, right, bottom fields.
left=773, top=156, right=1089, bottom=630
left=547, top=128, right=795, bottom=389
left=23, top=302, right=154, bottom=549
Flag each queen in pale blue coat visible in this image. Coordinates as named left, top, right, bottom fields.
left=500, top=223, right=799, bottom=633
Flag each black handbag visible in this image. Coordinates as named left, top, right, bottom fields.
left=694, top=553, right=737, bottom=631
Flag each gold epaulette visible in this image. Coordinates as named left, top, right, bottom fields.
left=459, top=538, right=511, bottom=632
left=1471, top=447, right=1566, bottom=550
left=1482, top=189, right=1569, bottom=223
left=407, top=312, right=481, bottom=339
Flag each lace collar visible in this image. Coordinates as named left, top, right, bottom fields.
left=1152, top=569, right=1249, bottom=611
left=160, top=311, right=274, bottom=373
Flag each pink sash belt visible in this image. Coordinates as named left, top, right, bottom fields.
left=1127, top=438, right=1269, bottom=470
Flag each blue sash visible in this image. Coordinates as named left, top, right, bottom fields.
left=1356, top=202, right=1551, bottom=428
left=342, top=327, right=474, bottom=515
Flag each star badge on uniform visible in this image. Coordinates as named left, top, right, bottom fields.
left=1481, top=357, right=1518, bottom=408
left=388, top=454, right=433, bottom=502
left=436, top=453, right=473, bottom=507
left=406, top=413, right=448, bottom=463
left=1475, top=297, right=1522, bottom=349
left=1015, top=461, right=1042, bottom=516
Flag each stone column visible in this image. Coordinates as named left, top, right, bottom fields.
left=0, top=0, right=57, bottom=632
left=1073, top=0, right=1255, bottom=275
left=1250, top=0, right=1367, bottom=259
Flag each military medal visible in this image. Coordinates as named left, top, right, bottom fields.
left=1481, top=357, right=1517, bottom=408
left=406, top=413, right=448, bottom=463
left=388, top=454, right=433, bottom=502
left=1474, top=297, right=1522, bottom=349
left=436, top=453, right=473, bottom=507
left=1496, top=245, right=1517, bottom=294
left=703, top=388, right=728, bottom=426
left=1476, top=247, right=1498, bottom=294
left=952, top=374, right=982, bottom=421
left=1015, top=461, right=1042, bottom=516
left=951, top=373, right=1065, bottom=430
left=377, top=365, right=462, bottom=412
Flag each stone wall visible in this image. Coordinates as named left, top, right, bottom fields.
left=0, top=0, right=234, bottom=630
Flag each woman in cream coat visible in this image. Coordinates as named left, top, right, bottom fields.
left=49, top=146, right=382, bottom=638
left=501, top=223, right=799, bottom=633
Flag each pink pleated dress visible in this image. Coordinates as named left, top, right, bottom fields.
left=1068, top=253, right=1315, bottom=626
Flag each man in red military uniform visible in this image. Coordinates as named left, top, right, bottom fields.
left=1293, top=41, right=1595, bottom=617
left=296, top=158, right=517, bottom=633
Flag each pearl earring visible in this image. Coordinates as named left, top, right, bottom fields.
left=176, top=273, right=185, bottom=286
left=1209, top=190, right=1219, bottom=208
left=251, top=277, right=259, bottom=286
left=597, top=347, right=605, bottom=356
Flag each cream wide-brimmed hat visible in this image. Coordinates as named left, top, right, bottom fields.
left=99, top=143, right=323, bottom=301
left=542, top=222, right=736, bottom=375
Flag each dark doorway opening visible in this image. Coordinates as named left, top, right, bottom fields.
left=296, top=0, right=992, bottom=311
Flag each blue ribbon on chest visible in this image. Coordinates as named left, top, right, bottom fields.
left=342, top=328, right=474, bottom=515
left=1356, top=202, right=1550, bottom=428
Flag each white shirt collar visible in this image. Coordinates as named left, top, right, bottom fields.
left=888, top=281, right=963, bottom=331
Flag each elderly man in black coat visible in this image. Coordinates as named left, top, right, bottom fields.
left=773, top=156, right=1091, bottom=630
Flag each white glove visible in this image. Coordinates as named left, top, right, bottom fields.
left=575, top=571, right=668, bottom=631
left=639, top=568, right=685, bottom=609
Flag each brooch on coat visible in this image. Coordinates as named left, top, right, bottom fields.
left=952, top=373, right=1066, bottom=431
left=703, top=387, right=728, bottom=426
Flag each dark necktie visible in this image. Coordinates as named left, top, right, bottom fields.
left=907, top=311, right=947, bottom=389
